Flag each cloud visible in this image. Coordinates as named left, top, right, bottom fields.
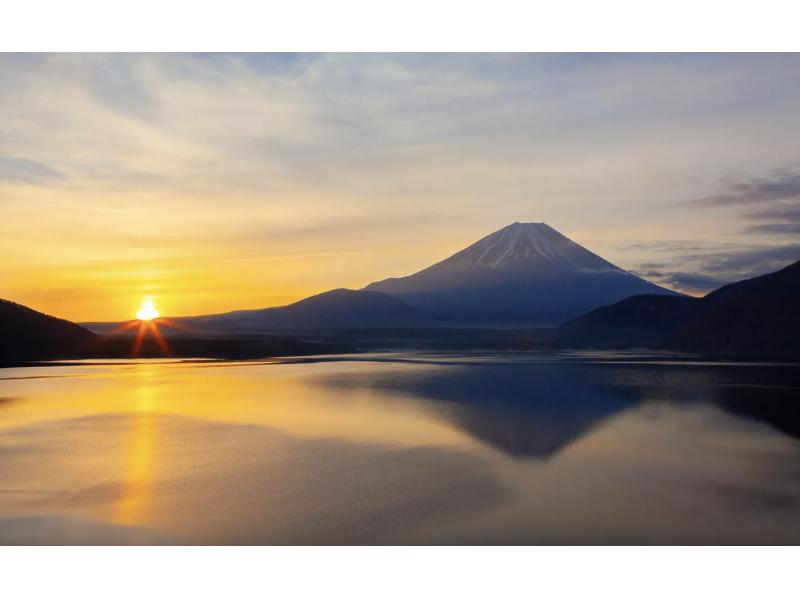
left=695, top=169, right=800, bottom=206
left=696, top=243, right=800, bottom=274
left=693, top=168, right=800, bottom=237
left=635, top=267, right=728, bottom=294
left=742, top=202, right=800, bottom=235
left=614, top=241, right=722, bottom=253
left=634, top=271, right=729, bottom=295
left=0, top=156, right=63, bottom=184
left=3, top=53, right=800, bottom=318
left=744, top=222, right=800, bottom=235
left=88, top=55, right=160, bottom=120
left=2, top=53, right=799, bottom=204
left=633, top=242, right=800, bottom=294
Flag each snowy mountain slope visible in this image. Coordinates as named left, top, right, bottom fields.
left=427, top=222, right=619, bottom=273
left=365, top=222, right=680, bottom=325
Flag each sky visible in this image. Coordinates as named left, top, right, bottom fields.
left=1, top=53, right=800, bottom=322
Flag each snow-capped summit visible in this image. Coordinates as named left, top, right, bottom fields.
left=365, top=222, right=680, bottom=326
left=438, top=222, right=620, bottom=273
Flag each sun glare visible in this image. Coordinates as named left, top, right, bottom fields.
left=136, top=298, right=160, bottom=321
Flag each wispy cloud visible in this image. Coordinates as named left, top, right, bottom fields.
left=692, top=168, right=800, bottom=237
left=0, top=156, right=63, bottom=184
left=696, top=244, right=800, bottom=275
left=651, top=272, right=729, bottom=295
left=2, top=53, right=800, bottom=318
left=743, top=202, right=800, bottom=235
left=632, top=242, right=800, bottom=294
left=694, top=169, right=800, bottom=207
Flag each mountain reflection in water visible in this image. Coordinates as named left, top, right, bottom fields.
left=0, top=353, right=799, bottom=545
left=315, top=362, right=634, bottom=458
left=313, top=358, right=800, bottom=459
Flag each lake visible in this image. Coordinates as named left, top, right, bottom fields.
left=1, top=352, right=799, bottom=545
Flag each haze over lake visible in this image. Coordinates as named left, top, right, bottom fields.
left=1, top=353, right=798, bottom=545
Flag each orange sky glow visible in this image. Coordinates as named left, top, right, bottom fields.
left=2, top=54, right=799, bottom=321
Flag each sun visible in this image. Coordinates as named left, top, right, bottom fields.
left=136, top=298, right=160, bottom=321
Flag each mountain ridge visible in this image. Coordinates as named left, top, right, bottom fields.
left=0, top=298, right=96, bottom=361
left=84, top=222, right=680, bottom=332
left=365, top=222, right=680, bottom=325
left=85, top=288, right=437, bottom=336
left=366, top=223, right=626, bottom=287
left=556, top=258, right=800, bottom=360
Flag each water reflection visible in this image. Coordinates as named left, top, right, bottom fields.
left=599, top=363, right=800, bottom=441
left=113, top=366, right=157, bottom=525
left=312, top=360, right=800, bottom=459
left=0, top=354, right=799, bottom=544
left=316, top=363, right=635, bottom=458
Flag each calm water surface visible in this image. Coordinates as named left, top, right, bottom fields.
left=1, top=352, right=799, bottom=544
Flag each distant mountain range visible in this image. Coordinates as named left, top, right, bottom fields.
left=4, top=222, right=800, bottom=363
left=365, top=222, right=679, bottom=325
left=0, top=298, right=354, bottom=363
left=557, top=258, right=800, bottom=360
left=87, top=222, right=678, bottom=335
left=168, top=288, right=437, bottom=334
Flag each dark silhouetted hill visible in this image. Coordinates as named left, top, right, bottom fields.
left=1, top=298, right=356, bottom=363
left=557, top=259, right=800, bottom=360
left=671, top=259, right=800, bottom=360
left=557, top=295, right=705, bottom=349
left=0, top=298, right=96, bottom=361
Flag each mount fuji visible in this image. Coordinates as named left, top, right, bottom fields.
left=364, top=222, right=680, bottom=325
left=84, top=222, right=680, bottom=335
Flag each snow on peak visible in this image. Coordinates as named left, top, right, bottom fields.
left=444, top=222, right=621, bottom=272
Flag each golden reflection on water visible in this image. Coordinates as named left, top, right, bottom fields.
left=113, top=366, right=157, bottom=526
left=0, top=359, right=473, bottom=541
left=1, top=357, right=799, bottom=544
left=0, top=360, right=467, bottom=449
